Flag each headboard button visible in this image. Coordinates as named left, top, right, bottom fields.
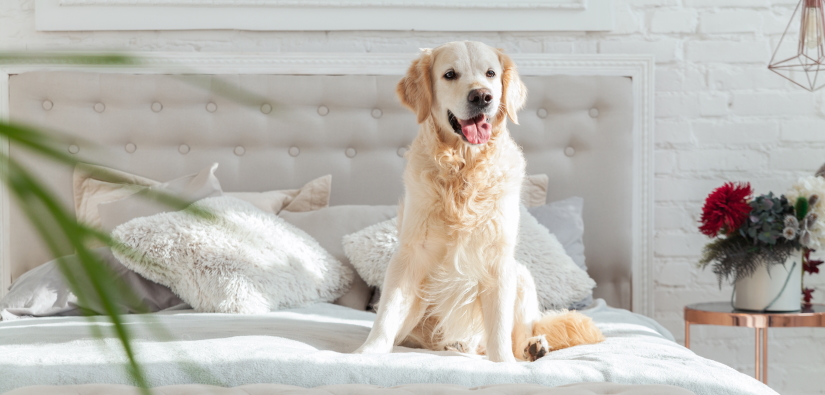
left=206, top=102, right=218, bottom=113
left=589, top=108, right=600, bottom=118
left=179, top=144, right=190, bottom=154
left=94, top=103, right=105, bottom=113
left=42, top=100, right=53, bottom=111
left=345, top=148, right=357, bottom=158
left=125, top=143, right=136, bottom=153
left=261, top=103, right=272, bottom=114
left=564, top=146, right=576, bottom=157
left=68, top=144, right=80, bottom=154
left=372, top=108, right=383, bottom=119
left=537, top=108, right=548, bottom=119
left=234, top=146, right=246, bottom=156
left=397, top=147, right=408, bottom=158
left=317, top=106, right=329, bottom=116
left=151, top=102, right=163, bottom=112
left=288, top=146, right=300, bottom=157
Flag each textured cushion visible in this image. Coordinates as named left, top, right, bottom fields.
left=279, top=205, right=398, bottom=311
left=522, top=174, right=549, bottom=207
left=343, top=205, right=595, bottom=311
left=0, top=248, right=184, bottom=321
left=112, top=196, right=352, bottom=313
left=98, top=163, right=224, bottom=232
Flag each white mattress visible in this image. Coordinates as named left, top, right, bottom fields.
left=3, top=382, right=697, bottom=395
left=0, top=300, right=775, bottom=395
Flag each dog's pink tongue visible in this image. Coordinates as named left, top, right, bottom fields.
left=458, top=115, right=491, bottom=144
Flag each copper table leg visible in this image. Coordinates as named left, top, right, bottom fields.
left=754, top=328, right=762, bottom=382
left=762, top=327, right=768, bottom=384
left=685, top=322, right=690, bottom=348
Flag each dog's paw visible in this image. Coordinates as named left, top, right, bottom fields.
left=444, top=341, right=470, bottom=353
left=523, top=335, right=551, bottom=362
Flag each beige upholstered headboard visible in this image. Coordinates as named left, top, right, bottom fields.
left=0, top=53, right=654, bottom=315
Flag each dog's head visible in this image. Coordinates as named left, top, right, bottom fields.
left=397, top=41, right=527, bottom=146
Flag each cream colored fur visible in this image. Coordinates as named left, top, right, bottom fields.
left=354, top=41, right=604, bottom=362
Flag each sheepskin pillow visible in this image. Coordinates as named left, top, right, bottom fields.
left=343, top=205, right=595, bottom=311
left=112, top=196, right=353, bottom=314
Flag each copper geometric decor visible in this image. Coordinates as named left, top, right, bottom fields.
left=769, top=0, right=825, bottom=91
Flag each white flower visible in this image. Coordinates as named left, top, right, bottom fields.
left=785, top=215, right=800, bottom=229
left=786, top=175, right=825, bottom=249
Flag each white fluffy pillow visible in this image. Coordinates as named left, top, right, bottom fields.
left=112, top=196, right=352, bottom=314
left=343, top=205, right=595, bottom=311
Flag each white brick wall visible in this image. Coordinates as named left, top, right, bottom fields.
left=2, top=0, right=825, bottom=393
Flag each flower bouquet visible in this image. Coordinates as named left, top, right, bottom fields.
left=698, top=167, right=825, bottom=311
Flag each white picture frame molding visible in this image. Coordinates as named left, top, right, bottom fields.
left=0, top=52, right=653, bottom=316
left=35, top=0, right=614, bottom=31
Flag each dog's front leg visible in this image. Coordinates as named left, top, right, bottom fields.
left=354, top=246, right=423, bottom=354
left=481, top=263, right=517, bottom=363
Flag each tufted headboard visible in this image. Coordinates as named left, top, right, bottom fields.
left=0, top=53, right=654, bottom=315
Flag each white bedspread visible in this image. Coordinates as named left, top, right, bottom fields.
left=0, top=300, right=775, bottom=395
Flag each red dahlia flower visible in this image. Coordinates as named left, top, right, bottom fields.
left=804, top=249, right=824, bottom=275
left=699, top=182, right=753, bottom=237
left=803, top=288, right=815, bottom=306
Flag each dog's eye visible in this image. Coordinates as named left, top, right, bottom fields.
left=486, top=70, right=496, bottom=78
left=444, top=70, right=456, bottom=80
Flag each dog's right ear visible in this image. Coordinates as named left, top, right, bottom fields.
left=397, top=48, right=433, bottom=124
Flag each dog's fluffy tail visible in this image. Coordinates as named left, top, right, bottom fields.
left=532, top=310, right=605, bottom=351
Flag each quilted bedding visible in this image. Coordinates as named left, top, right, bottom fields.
left=0, top=300, right=776, bottom=395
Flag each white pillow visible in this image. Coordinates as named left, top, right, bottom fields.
left=343, top=205, right=595, bottom=311
left=112, top=196, right=352, bottom=314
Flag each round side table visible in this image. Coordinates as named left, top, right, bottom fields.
left=684, top=302, right=825, bottom=384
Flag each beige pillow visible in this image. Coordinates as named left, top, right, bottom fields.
left=225, top=174, right=331, bottom=214
left=98, top=163, right=224, bottom=233
left=522, top=174, right=549, bottom=207
left=73, top=164, right=332, bottom=227
left=74, top=163, right=161, bottom=230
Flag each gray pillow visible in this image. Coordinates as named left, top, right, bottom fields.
left=527, top=196, right=592, bottom=309
left=0, top=248, right=185, bottom=321
left=279, top=205, right=398, bottom=311
left=527, top=197, right=586, bottom=271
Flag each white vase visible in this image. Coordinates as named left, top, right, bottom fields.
left=733, top=250, right=803, bottom=312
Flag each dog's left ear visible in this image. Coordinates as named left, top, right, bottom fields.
left=497, top=50, right=527, bottom=125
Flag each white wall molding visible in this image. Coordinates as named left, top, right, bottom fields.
left=35, top=0, right=614, bottom=31
left=0, top=52, right=652, bottom=317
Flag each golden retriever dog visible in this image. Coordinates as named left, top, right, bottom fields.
left=355, top=41, right=604, bottom=362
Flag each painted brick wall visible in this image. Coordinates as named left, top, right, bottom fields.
left=2, top=0, right=824, bottom=393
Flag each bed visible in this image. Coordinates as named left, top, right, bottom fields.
left=0, top=53, right=775, bottom=395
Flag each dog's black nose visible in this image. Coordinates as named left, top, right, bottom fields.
left=468, top=89, right=493, bottom=107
